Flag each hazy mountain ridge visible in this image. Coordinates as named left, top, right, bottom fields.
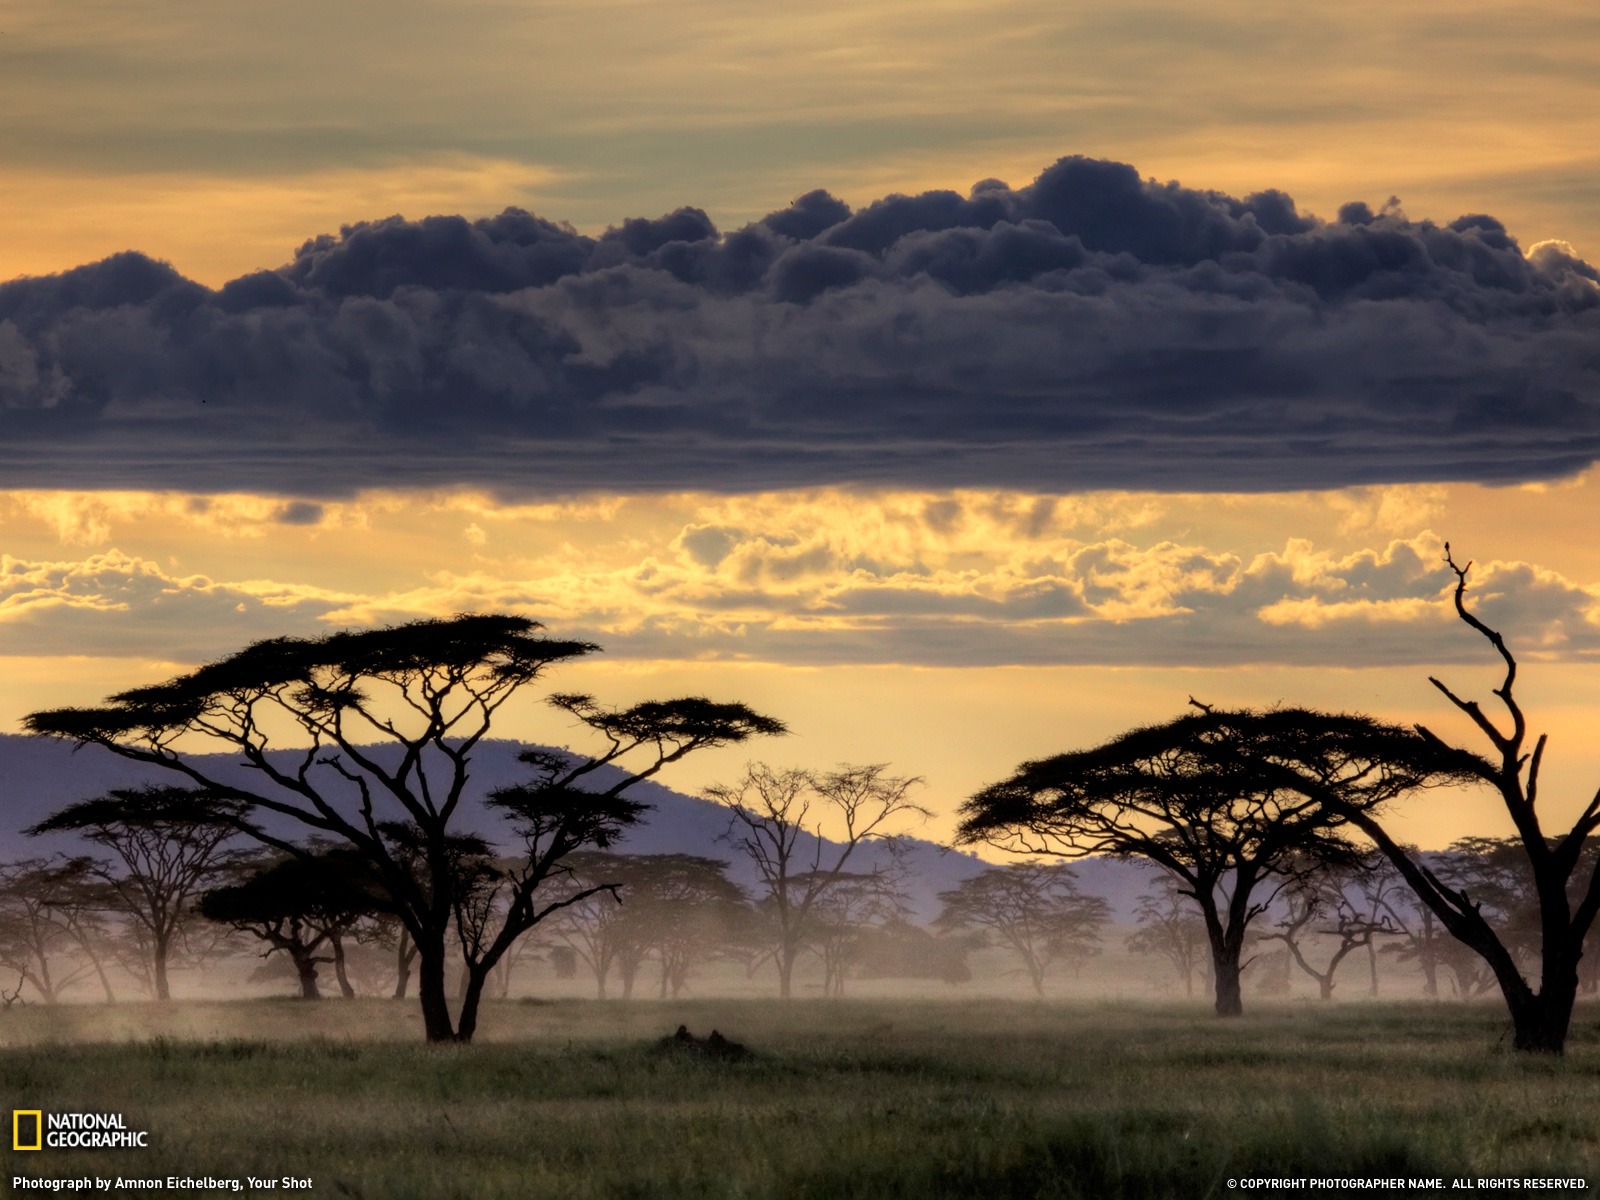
left=0, top=734, right=1158, bottom=921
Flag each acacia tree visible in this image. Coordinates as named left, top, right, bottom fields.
left=935, top=863, right=1109, bottom=997
left=707, top=762, right=928, bottom=999
left=1346, top=854, right=1415, bottom=997
left=1127, top=876, right=1212, bottom=998
left=25, top=787, right=247, bottom=1001
left=957, top=709, right=1464, bottom=1017
left=1372, top=870, right=1447, bottom=998
left=199, top=851, right=380, bottom=999
left=804, top=870, right=911, bottom=998
left=1259, top=858, right=1396, bottom=1001
left=593, top=853, right=747, bottom=1000
left=545, top=852, right=642, bottom=999
left=0, top=858, right=116, bottom=1004
left=549, top=852, right=747, bottom=999
left=25, top=615, right=783, bottom=1042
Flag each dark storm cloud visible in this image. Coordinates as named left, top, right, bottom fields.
left=0, top=156, right=1597, bottom=497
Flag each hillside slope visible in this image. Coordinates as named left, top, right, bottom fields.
left=0, top=734, right=1157, bottom=919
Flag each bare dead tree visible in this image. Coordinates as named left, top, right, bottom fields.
left=1260, top=860, right=1397, bottom=1000
left=1295, top=546, right=1600, bottom=1052
left=708, top=762, right=928, bottom=999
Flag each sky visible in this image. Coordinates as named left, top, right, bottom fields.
left=1, top=0, right=1598, bottom=850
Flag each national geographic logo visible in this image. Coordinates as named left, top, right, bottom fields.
left=12, top=1112, right=40, bottom=1152
left=11, top=1111, right=149, bottom=1150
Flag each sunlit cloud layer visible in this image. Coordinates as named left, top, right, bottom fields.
left=1, top=485, right=1594, bottom=669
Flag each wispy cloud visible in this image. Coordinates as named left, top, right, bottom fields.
left=0, top=550, right=353, bottom=656
left=3, top=496, right=1594, bottom=669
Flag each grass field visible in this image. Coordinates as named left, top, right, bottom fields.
left=4, top=998, right=1599, bottom=1198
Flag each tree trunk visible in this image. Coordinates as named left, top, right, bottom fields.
left=1506, top=955, right=1580, bottom=1054
left=331, top=933, right=355, bottom=999
left=777, top=944, right=797, bottom=1000
left=1417, top=911, right=1439, bottom=998
left=152, top=934, right=172, bottom=1002
left=293, top=954, right=322, bottom=1000
left=415, top=941, right=459, bottom=1042
left=1509, top=989, right=1575, bottom=1054
left=393, top=929, right=414, bottom=1000
left=32, top=952, right=56, bottom=1005
left=1025, top=949, right=1045, bottom=998
left=89, top=955, right=116, bottom=1005
left=455, top=967, right=490, bottom=1044
left=1211, top=946, right=1244, bottom=1017
left=1198, top=889, right=1245, bottom=1018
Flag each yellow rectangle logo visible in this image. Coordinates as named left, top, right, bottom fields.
left=13, top=1109, right=42, bottom=1151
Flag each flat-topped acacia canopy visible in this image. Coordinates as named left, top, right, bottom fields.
left=22, top=612, right=786, bottom=1041
left=957, top=704, right=1487, bottom=1017
left=25, top=613, right=598, bottom=744
left=958, top=706, right=1486, bottom=853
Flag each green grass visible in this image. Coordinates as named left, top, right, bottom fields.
left=4, top=998, right=1599, bottom=1197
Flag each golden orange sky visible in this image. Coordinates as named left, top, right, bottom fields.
left=1, top=477, right=1597, bottom=848
left=2, top=0, right=1599, bottom=285
left=2, top=0, right=1598, bottom=851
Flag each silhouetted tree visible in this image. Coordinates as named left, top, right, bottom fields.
left=546, top=852, right=638, bottom=999
left=1267, top=548, right=1600, bottom=1053
left=1346, top=854, right=1414, bottom=997
left=957, top=708, right=1464, bottom=1016
left=707, top=762, right=927, bottom=999
left=25, top=787, right=247, bottom=1001
left=1127, top=876, right=1212, bottom=998
left=1371, top=860, right=1446, bottom=999
left=622, top=855, right=747, bottom=1000
left=199, top=850, right=381, bottom=999
left=390, top=925, right=418, bottom=998
left=804, top=869, right=911, bottom=997
left=25, top=615, right=783, bottom=1041
left=935, top=864, right=1108, bottom=997
left=548, top=851, right=747, bottom=999
left=0, top=858, right=117, bottom=1003
left=849, top=918, right=973, bottom=985
left=1260, top=856, right=1396, bottom=1000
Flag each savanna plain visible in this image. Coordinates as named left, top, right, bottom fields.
left=5, top=996, right=1598, bottom=1199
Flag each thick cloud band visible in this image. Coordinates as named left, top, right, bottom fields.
left=0, top=156, right=1596, bottom=496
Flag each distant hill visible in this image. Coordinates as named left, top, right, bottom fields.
left=0, top=734, right=1159, bottom=921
